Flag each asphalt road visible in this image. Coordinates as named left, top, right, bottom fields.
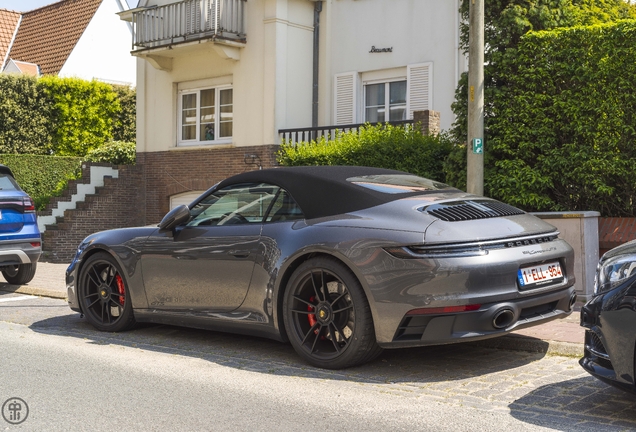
left=1, top=291, right=636, bottom=431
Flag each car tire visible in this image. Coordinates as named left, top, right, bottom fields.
left=2, top=262, right=37, bottom=285
left=78, top=252, right=135, bottom=332
left=283, top=256, right=383, bottom=369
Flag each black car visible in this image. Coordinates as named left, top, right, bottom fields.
left=66, top=166, right=576, bottom=369
left=581, top=239, right=636, bottom=393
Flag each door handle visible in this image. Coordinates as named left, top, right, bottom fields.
left=229, top=250, right=250, bottom=258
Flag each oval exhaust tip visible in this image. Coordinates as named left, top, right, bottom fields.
left=492, top=308, right=515, bottom=329
left=569, top=293, right=578, bottom=311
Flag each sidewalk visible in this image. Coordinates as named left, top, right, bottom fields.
left=0, top=261, right=586, bottom=357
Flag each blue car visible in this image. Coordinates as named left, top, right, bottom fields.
left=0, top=165, right=41, bottom=284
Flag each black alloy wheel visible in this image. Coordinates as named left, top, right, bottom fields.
left=283, top=257, right=382, bottom=369
left=79, top=253, right=135, bottom=332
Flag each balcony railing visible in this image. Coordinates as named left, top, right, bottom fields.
left=131, top=0, right=246, bottom=50
left=278, top=120, right=415, bottom=144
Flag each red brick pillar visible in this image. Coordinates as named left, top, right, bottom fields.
left=413, top=110, right=440, bottom=136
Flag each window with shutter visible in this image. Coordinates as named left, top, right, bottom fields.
left=407, top=63, right=432, bottom=119
left=334, top=72, right=357, bottom=125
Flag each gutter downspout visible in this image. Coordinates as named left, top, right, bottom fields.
left=115, top=0, right=134, bottom=35
left=312, top=1, right=323, bottom=128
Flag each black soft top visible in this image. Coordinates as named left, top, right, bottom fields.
left=217, top=166, right=451, bottom=219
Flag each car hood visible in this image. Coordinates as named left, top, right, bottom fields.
left=602, top=238, right=636, bottom=260
left=315, top=192, right=558, bottom=244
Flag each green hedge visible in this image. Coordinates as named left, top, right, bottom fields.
left=0, top=75, right=54, bottom=154
left=85, top=141, right=136, bottom=165
left=111, top=84, right=136, bottom=143
left=0, top=154, right=82, bottom=210
left=278, top=123, right=452, bottom=182
left=0, top=75, right=135, bottom=157
left=485, top=20, right=636, bottom=216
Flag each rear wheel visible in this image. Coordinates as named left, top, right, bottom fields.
left=78, top=253, right=135, bottom=332
left=283, top=257, right=382, bottom=369
left=2, top=262, right=37, bottom=285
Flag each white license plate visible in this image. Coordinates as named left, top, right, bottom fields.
left=517, top=261, right=564, bottom=289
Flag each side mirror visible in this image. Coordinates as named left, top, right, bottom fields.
left=159, top=205, right=190, bottom=232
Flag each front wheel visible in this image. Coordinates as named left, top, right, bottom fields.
left=2, top=262, right=37, bottom=285
left=78, top=253, right=135, bottom=332
left=283, top=257, right=382, bottom=369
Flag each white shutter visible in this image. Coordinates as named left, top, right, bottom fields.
left=407, top=62, right=433, bottom=119
left=334, top=72, right=357, bottom=125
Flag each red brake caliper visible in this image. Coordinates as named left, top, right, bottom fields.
left=115, top=274, right=125, bottom=305
left=307, top=296, right=317, bottom=327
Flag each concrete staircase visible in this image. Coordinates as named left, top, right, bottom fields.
left=37, top=165, right=119, bottom=233
left=37, top=163, right=145, bottom=263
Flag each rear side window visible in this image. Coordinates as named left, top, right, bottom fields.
left=0, top=174, right=21, bottom=192
left=266, top=190, right=304, bottom=223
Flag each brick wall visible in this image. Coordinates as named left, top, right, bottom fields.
left=41, top=163, right=146, bottom=263
left=138, top=145, right=279, bottom=224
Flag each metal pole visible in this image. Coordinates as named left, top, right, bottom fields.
left=312, top=1, right=323, bottom=129
left=467, top=0, right=484, bottom=195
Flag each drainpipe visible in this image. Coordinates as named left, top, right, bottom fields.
left=312, top=1, right=323, bottom=128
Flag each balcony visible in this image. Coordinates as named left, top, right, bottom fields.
left=279, top=120, right=415, bottom=144
left=120, top=0, right=246, bottom=55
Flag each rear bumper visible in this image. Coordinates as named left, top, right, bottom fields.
left=0, top=238, right=41, bottom=266
left=380, top=286, right=575, bottom=348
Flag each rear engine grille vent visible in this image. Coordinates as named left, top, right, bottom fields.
left=422, top=200, right=525, bottom=222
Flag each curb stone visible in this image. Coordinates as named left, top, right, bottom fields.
left=476, top=334, right=583, bottom=357
left=0, top=285, right=67, bottom=300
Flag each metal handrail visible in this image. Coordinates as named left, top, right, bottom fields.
left=278, top=120, right=415, bottom=144
left=132, top=0, right=246, bottom=49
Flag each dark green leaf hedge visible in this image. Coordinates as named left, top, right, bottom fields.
left=486, top=20, right=636, bottom=216
left=0, top=75, right=54, bottom=154
left=0, top=154, right=82, bottom=210
left=277, top=124, right=452, bottom=182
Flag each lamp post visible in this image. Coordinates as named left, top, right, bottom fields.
left=467, top=0, right=484, bottom=195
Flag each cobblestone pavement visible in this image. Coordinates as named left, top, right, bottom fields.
left=2, top=292, right=636, bottom=430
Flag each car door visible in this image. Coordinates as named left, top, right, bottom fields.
left=140, top=182, right=280, bottom=313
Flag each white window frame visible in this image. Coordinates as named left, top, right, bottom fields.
left=177, top=85, right=233, bottom=146
left=362, top=78, right=408, bottom=123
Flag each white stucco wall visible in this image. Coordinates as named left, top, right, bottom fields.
left=59, top=0, right=136, bottom=85
left=136, top=0, right=464, bottom=153
left=138, top=0, right=313, bottom=152
left=320, top=0, right=465, bottom=131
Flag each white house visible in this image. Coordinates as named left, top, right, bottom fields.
left=0, top=0, right=136, bottom=85
left=119, top=0, right=466, bottom=222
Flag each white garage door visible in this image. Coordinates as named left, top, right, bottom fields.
left=170, top=191, right=204, bottom=209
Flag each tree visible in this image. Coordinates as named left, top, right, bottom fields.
left=450, top=0, right=636, bottom=144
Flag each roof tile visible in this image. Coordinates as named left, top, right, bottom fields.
left=9, top=0, right=103, bottom=75
left=0, top=9, right=21, bottom=67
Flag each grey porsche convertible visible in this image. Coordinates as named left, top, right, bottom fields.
left=66, top=166, right=576, bottom=369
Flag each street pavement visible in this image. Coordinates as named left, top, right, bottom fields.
left=0, top=260, right=586, bottom=357
left=0, top=292, right=634, bottom=430
left=2, top=265, right=636, bottom=430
